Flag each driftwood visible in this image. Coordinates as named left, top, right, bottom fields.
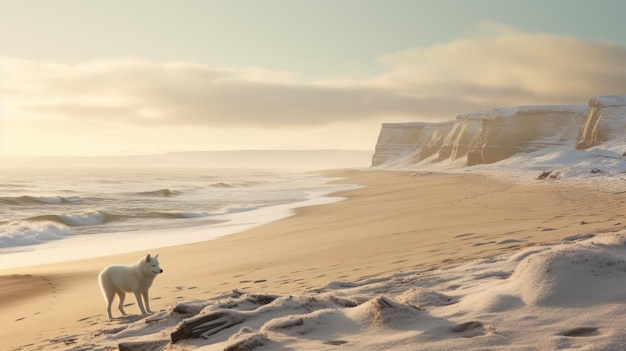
left=170, top=310, right=245, bottom=343
left=118, top=339, right=169, bottom=351
left=170, top=292, right=282, bottom=343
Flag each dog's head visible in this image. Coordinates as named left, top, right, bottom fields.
left=144, top=254, right=164, bottom=275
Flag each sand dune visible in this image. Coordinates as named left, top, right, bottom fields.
left=2, top=170, right=626, bottom=350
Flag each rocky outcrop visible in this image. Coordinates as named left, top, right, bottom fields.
left=467, top=105, right=588, bottom=166
left=419, top=121, right=455, bottom=161
left=576, top=96, right=626, bottom=149
left=371, top=95, right=626, bottom=167
left=371, top=122, right=434, bottom=166
left=439, top=113, right=484, bottom=162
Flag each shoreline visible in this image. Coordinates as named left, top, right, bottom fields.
left=3, top=169, right=626, bottom=350
left=0, top=183, right=352, bottom=271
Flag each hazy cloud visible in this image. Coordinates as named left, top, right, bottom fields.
left=3, top=23, right=626, bottom=131
left=373, top=23, right=626, bottom=105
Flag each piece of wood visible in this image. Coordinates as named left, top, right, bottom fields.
left=171, top=310, right=245, bottom=343
left=118, top=339, right=168, bottom=351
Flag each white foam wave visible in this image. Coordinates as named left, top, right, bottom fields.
left=37, top=196, right=64, bottom=204
left=64, top=196, right=84, bottom=204
left=57, top=212, right=107, bottom=226
left=0, top=195, right=83, bottom=205
left=179, top=212, right=210, bottom=218
left=222, top=205, right=258, bottom=214
left=0, top=221, right=72, bottom=248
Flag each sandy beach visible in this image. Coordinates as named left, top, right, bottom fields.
left=2, top=169, right=625, bottom=350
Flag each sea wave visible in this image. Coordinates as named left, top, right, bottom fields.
left=0, top=195, right=83, bottom=205
left=210, top=181, right=265, bottom=188
left=57, top=212, right=108, bottom=226
left=0, top=221, right=72, bottom=248
left=179, top=212, right=211, bottom=218
left=147, top=211, right=211, bottom=219
left=26, top=210, right=213, bottom=227
left=221, top=205, right=259, bottom=214
left=137, top=189, right=181, bottom=197
left=28, top=211, right=118, bottom=227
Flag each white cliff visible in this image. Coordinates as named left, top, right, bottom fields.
left=371, top=122, right=434, bottom=166
left=576, top=95, right=626, bottom=149
left=467, top=105, right=588, bottom=165
left=371, top=95, right=626, bottom=167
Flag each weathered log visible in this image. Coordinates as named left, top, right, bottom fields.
left=118, top=339, right=168, bottom=351
left=171, top=310, right=245, bottom=343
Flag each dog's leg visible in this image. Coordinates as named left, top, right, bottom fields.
left=117, top=291, right=128, bottom=316
left=134, top=291, right=147, bottom=314
left=142, top=290, right=153, bottom=313
left=104, top=288, right=115, bottom=320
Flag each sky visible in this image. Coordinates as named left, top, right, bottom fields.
left=1, top=0, right=626, bottom=157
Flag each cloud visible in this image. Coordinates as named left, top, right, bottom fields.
left=2, top=58, right=434, bottom=126
left=3, top=23, right=626, bottom=132
left=373, top=23, right=626, bottom=105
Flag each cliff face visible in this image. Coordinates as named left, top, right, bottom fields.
left=576, top=96, right=626, bottom=150
left=467, top=106, right=588, bottom=166
left=441, top=114, right=483, bottom=162
left=371, top=95, right=626, bottom=167
left=371, top=122, right=434, bottom=166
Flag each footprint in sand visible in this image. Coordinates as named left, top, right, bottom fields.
left=49, top=335, right=78, bottom=346
left=77, top=315, right=97, bottom=322
left=96, top=326, right=127, bottom=336
left=449, top=321, right=492, bottom=338
left=454, top=232, right=476, bottom=239
left=472, top=241, right=496, bottom=246
left=497, top=239, right=525, bottom=245
left=558, top=327, right=599, bottom=337
left=324, top=340, right=349, bottom=346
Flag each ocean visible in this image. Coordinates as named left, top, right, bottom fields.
left=0, top=167, right=353, bottom=269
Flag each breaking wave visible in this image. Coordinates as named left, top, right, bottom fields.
left=0, top=168, right=340, bottom=253
left=0, top=195, right=84, bottom=205
left=57, top=212, right=108, bottom=226
left=210, top=181, right=265, bottom=188
left=0, top=221, right=72, bottom=248
left=147, top=211, right=211, bottom=219
left=27, top=210, right=214, bottom=227
left=137, top=189, right=181, bottom=197
left=28, top=212, right=113, bottom=227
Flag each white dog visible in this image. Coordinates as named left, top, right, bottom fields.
left=98, top=253, right=163, bottom=320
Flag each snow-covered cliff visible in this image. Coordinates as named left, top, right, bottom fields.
left=371, top=122, right=433, bottom=166
left=576, top=95, right=626, bottom=150
left=371, top=95, right=626, bottom=167
left=467, top=105, right=588, bottom=166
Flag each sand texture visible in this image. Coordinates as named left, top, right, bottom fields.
left=2, top=170, right=626, bottom=350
